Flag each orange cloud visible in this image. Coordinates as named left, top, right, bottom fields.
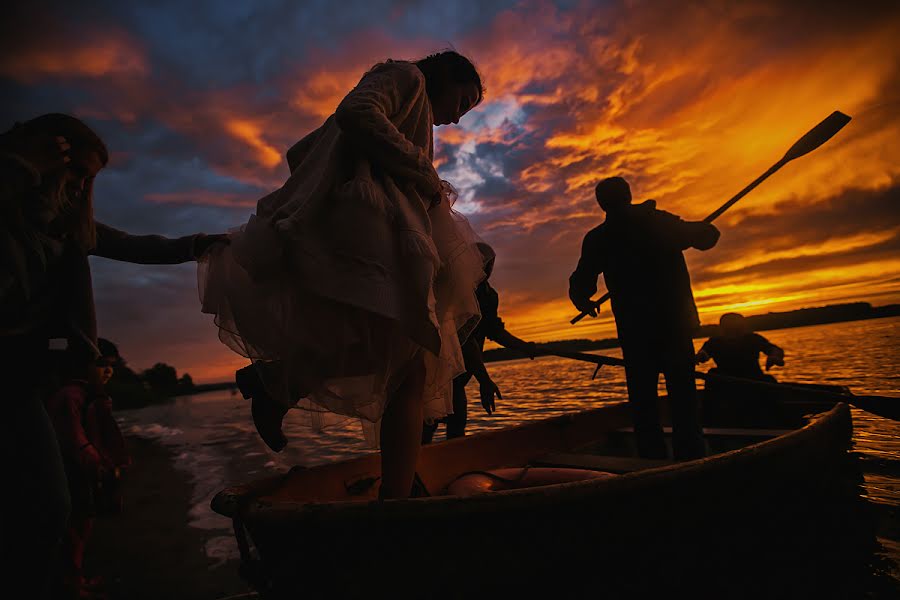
left=0, top=34, right=147, bottom=82
left=292, top=68, right=364, bottom=121
left=708, top=231, right=898, bottom=275
left=224, top=118, right=283, bottom=169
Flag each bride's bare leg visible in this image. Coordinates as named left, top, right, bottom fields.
left=379, top=355, right=426, bottom=499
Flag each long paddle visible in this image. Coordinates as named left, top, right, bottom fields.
left=536, top=348, right=900, bottom=421
left=570, top=111, right=852, bottom=324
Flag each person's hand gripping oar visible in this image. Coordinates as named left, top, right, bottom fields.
left=570, top=111, right=852, bottom=325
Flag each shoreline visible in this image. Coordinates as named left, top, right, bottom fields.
left=86, top=436, right=253, bottom=600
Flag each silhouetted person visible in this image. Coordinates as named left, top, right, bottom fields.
left=206, top=51, right=488, bottom=500
left=696, top=313, right=784, bottom=381
left=569, top=177, right=719, bottom=460
left=0, top=114, right=223, bottom=597
left=697, top=313, right=785, bottom=426
left=46, top=338, right=130, bottom=598
left=423, top=247, right=535, bottom=443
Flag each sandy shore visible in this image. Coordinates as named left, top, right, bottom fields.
left=86, top=436, right=255, bottom=600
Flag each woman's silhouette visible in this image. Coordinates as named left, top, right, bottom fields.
left=200, top=51, right=487, bottom=498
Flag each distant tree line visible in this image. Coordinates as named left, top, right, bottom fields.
left=483, top=302, right=900, bottom=363
left=105, top=351, right=196, bottom=409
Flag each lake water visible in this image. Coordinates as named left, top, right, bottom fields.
left=118, top=316, right=900, bottom=572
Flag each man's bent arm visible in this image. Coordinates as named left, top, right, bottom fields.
left=654, top=210, right=720, bottom=251
left=568, top=231, right=603, bottom=309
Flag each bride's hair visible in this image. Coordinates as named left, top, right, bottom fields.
left=414, top=50, right=484, bottom=106
left=9, top=113, right=108, bottom=252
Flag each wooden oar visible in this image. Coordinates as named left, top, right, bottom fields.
left=571, top=111, right=852, bottom=324
left=537, top=348, right=900, bottom=421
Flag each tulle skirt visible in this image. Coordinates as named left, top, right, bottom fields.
left=198, top=190, right=488, bottom=446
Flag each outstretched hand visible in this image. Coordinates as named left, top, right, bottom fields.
left=193, top=233, right=230, bottom=258
left=480, top=378, right=501, bottom=415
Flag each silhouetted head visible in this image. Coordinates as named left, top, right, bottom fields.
left=57, top=336, right=118, bottom=383
left=6, top=113, right=108, bottom=251
left=94, top=337, right=121, bottom=386
left=594, top=177, right=632, bottom=214
left=414, top=50, right=484, bottom=126
left=719, top=313, right=747, bottom=337
left=97, top=338, right=121, bottom=364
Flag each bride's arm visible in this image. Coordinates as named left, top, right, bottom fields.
left=334, top=63, right=441, bottom=198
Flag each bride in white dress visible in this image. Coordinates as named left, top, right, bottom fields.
left=199, top=51, right=487, bottom=498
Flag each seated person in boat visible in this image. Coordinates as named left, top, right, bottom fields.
left=696, top=313, right=786, bottom=426
left=422, top=243, right=536, bottom=443
left=696, top=312, right=784, bottom=382
left=45, top=339, right=131, bottom=599
left=569, top=177, right=719, bottom=460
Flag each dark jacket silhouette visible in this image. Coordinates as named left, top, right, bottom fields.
left=569, top=200, right=717, bottom=343
left=699, top=333, right=781, bottom=380
left=569, top=180, right=718, bottom=460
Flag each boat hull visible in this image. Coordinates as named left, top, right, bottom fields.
left=215, top=403, right=874, bottom=598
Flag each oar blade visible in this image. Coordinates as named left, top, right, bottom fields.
left=781, top=111, right=851, bottom=162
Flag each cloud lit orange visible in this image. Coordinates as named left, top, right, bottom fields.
left=5, top=1, right=898, bottom=382
left=0, top=35, right=147, bottom=82
left=224, top=119, right=283, bottom=169
left=448, top=1, right=900, bottom=350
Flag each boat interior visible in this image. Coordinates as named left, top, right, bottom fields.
left=218, top=391, right=841, bottom=511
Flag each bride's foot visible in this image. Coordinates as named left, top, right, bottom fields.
left=251, top=395, right=288, bottom=452
left=236, top=364, right=288, bottom=452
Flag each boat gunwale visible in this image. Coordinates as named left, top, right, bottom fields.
left=211, top=400, right=633, bottom=516
left=212, top=402, right=852, bottom=524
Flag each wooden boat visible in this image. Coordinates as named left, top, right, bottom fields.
left=212, top=397, right=877, bottom=598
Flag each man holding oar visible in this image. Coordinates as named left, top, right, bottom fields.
left=569, top=177, right=719, bottom=459
left=567, top=112, right=852, bottom=459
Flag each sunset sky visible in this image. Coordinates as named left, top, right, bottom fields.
left=3, top=0, right=898, bottom=382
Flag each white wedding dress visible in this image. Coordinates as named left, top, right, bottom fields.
left=198, top=60, right=489, bottom=445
